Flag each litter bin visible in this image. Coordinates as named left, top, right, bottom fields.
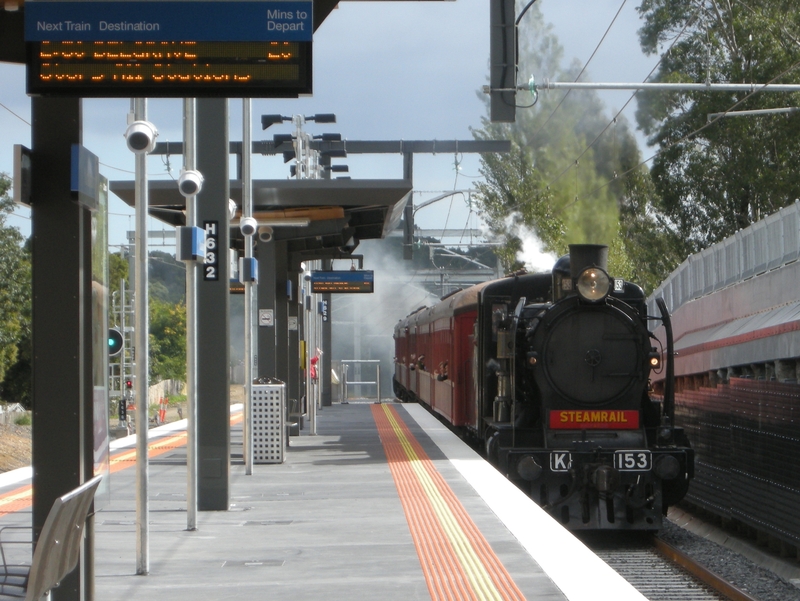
left=251, top=382, right=286, bottom=464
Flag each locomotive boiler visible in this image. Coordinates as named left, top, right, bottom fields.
left=393, top=244, right=693, bottom=530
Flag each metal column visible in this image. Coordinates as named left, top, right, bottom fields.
left=287, top=261, right=301, bottom=433
left=257, top=239, right=276, bottom=379
left=31, top=96, right=92, bottom=601
left=275, top=241, right=289, bottom=386
left=132, top=98, right=150, bottom=575
left=320, top=260, right=332, bottom=407
left=196, top=98, right=230, bottom=510
left=182, top=98, right=199, bottom=526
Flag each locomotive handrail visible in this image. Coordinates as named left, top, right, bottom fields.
left=655, top=297, right=675, bottom=428
left=510, top=297, right=526, bottom=447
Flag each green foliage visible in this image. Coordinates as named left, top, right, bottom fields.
left=2, top=331, right=31, bottom=409
left=471, top=7, right=682, bottom=290
left=112, top=249, right=186, bottom=384
left=14, top=412, right=31, bottom=426
left=149, top=296, right=186, bottom=383
left=108, top=252, right=128, bottom=297
left=148, top=250, right=186, bottom=304
left=0, top=175, right=31, bottom=397
left=636, top=0, right=800, bottom=256
left=167, top=393, right=186, bottom=406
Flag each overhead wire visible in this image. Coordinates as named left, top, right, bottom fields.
left=564, top=1, right=800, bottom=208
left=546, top=10, right=701, bottom=206
left=578, top=56, right=800, bottom=204
left=0, top=101, right=30, bottom=126
left=0, top=98, right=135, bottom=176
left=545, top=56, right=664, bottom=190
left=733, top=0, right=800, bottom=47
left=529, top=0, right=628, bottom=141
left=450, top=148, right=488, bottom=244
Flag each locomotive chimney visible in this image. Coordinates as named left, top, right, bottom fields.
left=569, top=244, right=608, bottom=278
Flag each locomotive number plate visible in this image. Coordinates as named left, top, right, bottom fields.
left=614, top=450, right=652, bottom=471
left=550, top=452, right=572, bottom=472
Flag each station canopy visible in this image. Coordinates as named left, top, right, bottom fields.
left=109, top=178, right=412, bottom=259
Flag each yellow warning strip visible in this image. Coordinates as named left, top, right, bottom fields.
left=0, top=485, right=32, bottom=515
left=384, top=406, right=505, bottom=600
left=0, top=411, right=244, bottom=515
left=373, top=404, right=526, bottom=601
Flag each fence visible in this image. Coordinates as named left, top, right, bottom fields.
left=647, top=200, right=800, bottom=318
left=339, top=360, right=382, bottom=403
left=0, top=403, right=27, bottom=425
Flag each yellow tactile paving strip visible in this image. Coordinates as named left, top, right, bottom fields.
left=0, top=413, right=244, bottom=516
left=372, top=403, right=526, bottom=601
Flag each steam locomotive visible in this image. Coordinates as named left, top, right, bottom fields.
left=393, top=244, right=693, bottom=530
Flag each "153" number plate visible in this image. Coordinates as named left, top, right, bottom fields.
left=614, top=450, right=652, bottom=471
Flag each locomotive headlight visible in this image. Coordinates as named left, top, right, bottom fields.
left=576, top=267, right=611, bottom=302
left=654, top=455, right=680, bottom=480
left=517, top=456, right=543, bottom=481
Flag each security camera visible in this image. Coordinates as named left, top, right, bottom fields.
left=177, top=169, right=203, bottom=197
left=124, top=120, right=158, bottom=154
left=258, top=226, right=273, bottom=243
left=240, top=216, right=258, bottom=237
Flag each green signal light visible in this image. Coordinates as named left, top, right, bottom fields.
left=108, top=328, right=123, bottom=356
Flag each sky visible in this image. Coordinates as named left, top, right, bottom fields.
left=0, top=0, right=659, bottom=269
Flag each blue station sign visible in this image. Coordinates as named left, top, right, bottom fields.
left=310, top=271, right=375, bottom=294
left=25, top=1, right=313, bottom=42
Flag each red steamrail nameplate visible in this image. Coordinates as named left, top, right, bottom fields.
left=549, top=410, right=640, bottom=429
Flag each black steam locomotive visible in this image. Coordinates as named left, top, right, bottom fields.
left=393, top=244, right=693, bottom=530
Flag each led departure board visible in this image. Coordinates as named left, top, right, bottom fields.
left=310, top=271, right=375, bottom=294
left=24, top=1, right=313, bottom=97
left=27, top=40, right=311, bottom=97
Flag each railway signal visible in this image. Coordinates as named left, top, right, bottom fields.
left=108, top=328, right=123, bottom=356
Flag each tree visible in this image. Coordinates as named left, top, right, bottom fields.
left=471, top=6, right=682, bottom=290
left=0, top=175, right=32, bottom=402
left=148, top=250, right=186, bottom=304
left=636, top=0, right=800, bottom=256
left=149, top=297, right=186, bottom=383
left=108, top=252, right=128, bottom=297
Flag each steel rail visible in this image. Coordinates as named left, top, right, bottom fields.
left=653, top=537, right=760, bottom=601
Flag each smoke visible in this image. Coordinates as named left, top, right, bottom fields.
left=518, top=229, right=557, bottom=273
left=501, top=215, right=557, bottom=273
left=328, top=238, right=438, bottom=400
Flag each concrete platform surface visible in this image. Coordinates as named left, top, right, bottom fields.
left=0, top=402, right=647, bottom=601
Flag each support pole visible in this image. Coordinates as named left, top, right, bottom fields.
left=257, top=240, right=277, bottom=379
left=31, top=95, right=89, bottom=601
left=242, top=99, right=254, bottom=474
left=183, top=98, right=198, bottom=529
left=196, top=98, right=231, bottom=511
left=133, top=97, right=150, bottom=575
left=287, top=261, right=300, bottom=434
left=320, top=259, right=332, bottom=407
left=275, top=242, right=289, bottom=385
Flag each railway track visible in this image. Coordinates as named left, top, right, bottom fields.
left=584, top=533, right=759, bottom=601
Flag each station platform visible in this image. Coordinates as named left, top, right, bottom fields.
left=0, top=402, right=646, bottom=601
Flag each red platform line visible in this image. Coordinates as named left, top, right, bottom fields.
left=0, top=412, right=243, bottom=516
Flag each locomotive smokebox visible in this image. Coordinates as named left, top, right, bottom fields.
left=569, top=244, right=609, bottom=278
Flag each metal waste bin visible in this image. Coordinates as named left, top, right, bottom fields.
left=251, top=382, right=286, bottom=464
